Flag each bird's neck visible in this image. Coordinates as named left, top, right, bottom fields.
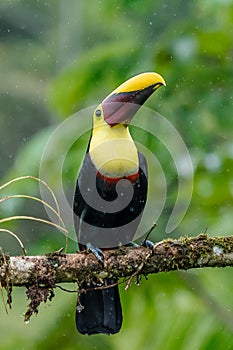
left=89, top=124, right=139, bottom=178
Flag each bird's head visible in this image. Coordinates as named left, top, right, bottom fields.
left=93, top=72, right=166, bottom=128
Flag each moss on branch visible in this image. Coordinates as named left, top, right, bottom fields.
left=1, top=233, right=233, bottom=321
left=1, top=234, right=233, bottom=288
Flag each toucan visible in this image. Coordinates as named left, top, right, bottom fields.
left=73, top=72, right=166, bottom=335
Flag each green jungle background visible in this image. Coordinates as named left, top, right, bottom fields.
left=1, top=0, right=233, bottom=349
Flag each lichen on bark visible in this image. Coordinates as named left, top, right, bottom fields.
left=1, top=234, right=233, bottom=321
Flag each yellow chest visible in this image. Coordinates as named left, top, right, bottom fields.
left=89, top=125, right=139, bottom=177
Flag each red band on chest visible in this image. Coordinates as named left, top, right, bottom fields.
left=97, top=171, right=139, bottom=183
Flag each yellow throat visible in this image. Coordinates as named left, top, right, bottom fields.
left=89, top=107, right=139, bottom=178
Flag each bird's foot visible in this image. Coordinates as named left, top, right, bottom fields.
left=86, top=243, right=104, bottom=263
left=141, top=222, right=158, bottom=252
left=142, top=239, right=155, bottom=251
left=142, top=239, right=163, bottom=253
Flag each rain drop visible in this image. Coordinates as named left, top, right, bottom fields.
left=76, top=304, right=84, bottom=313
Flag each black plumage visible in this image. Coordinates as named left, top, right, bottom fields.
left=76, top=279, right=122, bottom=335
left=73, top=151, right=148, bottom=335
left=74, top=152, right=148, bottom=248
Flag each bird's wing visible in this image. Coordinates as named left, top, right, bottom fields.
left=138, top=151, right=148, bottom=180
left=73, top=153, right=94, bottom=249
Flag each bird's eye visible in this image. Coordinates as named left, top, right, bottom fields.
left=95, top=109, right=102, bottom=118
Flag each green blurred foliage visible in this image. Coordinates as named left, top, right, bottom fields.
left=1, top=0, right=233, bottom=349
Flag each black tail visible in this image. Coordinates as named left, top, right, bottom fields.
left=76, top=280, right=122, bottom=335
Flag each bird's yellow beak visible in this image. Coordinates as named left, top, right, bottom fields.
left=102, top=72, right=166, bottom=126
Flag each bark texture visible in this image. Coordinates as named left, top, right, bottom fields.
left=1, top=234, right=233, bottom=287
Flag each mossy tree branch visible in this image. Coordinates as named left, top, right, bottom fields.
left=1, top=234, right=233, bottom=288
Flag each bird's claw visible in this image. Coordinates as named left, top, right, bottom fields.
left=86, top=243, right=104, bottom=263
left=141, top=222, right=157, bottom=251
left=142, top=239, right=155, bottom=251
